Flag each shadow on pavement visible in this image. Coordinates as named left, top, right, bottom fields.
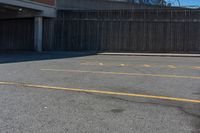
left=0, top=51, right=97, bottom=64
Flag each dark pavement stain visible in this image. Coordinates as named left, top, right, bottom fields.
left=95, top=94, right=200, bottom=131
left=110, top=108, right=124, bottom=113
left=193, top=92, right=200, bottom=95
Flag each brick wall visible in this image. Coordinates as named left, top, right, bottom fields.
left=33, top=0, right=55, bottom=6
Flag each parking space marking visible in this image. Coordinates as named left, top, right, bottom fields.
left=99, top=63, right=104, bottom=66
left=41, top=69, right=200, bottom=79
left=0, top=81, right=199, bottom=103
left=119, top=64, right=128, bottom=67
left=81, top=62, right=200, bottom=70
left=192, top=66, right=200, bottom=70
left=143, top=64, right=152, bottom=68
left=168, top=65, right=177, bottom=69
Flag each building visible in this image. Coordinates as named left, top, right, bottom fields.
left=0, top=0, right=137, bottom=52
left=0, top=0, right=199, bottom=53
left=0, top=0, right=56, bottom=51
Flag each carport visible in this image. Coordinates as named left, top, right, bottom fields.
left=0, top=0, right=56, bottom=52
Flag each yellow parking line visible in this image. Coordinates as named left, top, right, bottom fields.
left=41, top=69, right=200, bottom=79
left=120, top=64, right=127, bottom=67
left=99, top=63, right=104, bottom=66
left=143, top=64, right=152, bottom=68
left=168, top=65, right=177, bottom=69
left=0, top=81, right=199, bottom=103
left=192, top=66, right=200, bottom=70
left=81, top=62, right=200, bottom=70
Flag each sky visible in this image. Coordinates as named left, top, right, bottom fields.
left=175, top=0, right=200, bottom=6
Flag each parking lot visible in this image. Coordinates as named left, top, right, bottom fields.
left=0, top=52, right=199, bottom=133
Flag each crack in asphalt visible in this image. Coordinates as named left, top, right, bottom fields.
left=85, top=92, right=200, bottom=131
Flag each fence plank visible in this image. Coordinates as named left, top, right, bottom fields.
left=0, top=18, right=34, bottom=51
left=43, top=9, right=200, bottom=53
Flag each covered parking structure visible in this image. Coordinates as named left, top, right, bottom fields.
left=0, top=0, right=56, bottom=52
left=0, top=0, right=200, bottom=53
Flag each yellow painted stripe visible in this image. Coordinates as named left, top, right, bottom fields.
left=41, top=69, right=200, bottom=79
left=0, top=81, right=199, bottom=103
left=119, top=64, right=128, bottom=67
left=192, top=66, right=200, bottom=70
left=81, top=62, right=200, bottom=70
left=143, top=64, right=152, bottom=68
left=99, top=63, right=104, bottom=66
left=168, top=65, right=177, bottom=69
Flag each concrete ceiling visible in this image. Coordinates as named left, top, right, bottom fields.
left=0, top=4, right=40, bottom=19
left=0, top=0, right=56, bottom=18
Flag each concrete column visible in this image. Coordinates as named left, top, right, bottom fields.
left=34, top=16, right=43, bottom=52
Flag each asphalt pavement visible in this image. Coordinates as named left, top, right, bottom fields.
left=0, top=52, right=199, bottom=133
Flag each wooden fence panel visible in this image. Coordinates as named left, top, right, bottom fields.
left=43, top=9, right=200, bottom=53
left=0, top=18, right=34, bottom=51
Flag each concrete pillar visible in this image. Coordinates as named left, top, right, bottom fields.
left=34, top=16, right=43, bottom=52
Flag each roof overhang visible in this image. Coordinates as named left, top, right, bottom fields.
left=0, top=0, right=56, bottom=18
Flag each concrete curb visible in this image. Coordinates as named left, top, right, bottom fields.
left=98, top=52, right=200, bottom=58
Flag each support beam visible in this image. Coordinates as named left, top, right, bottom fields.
left=34, top=16, right=43, bottom=52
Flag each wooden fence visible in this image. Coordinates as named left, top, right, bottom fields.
left=44, top=9, right=200, bottom=53
left=0, top=18, right=34, bottom=51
